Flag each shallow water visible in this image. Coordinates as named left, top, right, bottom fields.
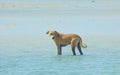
left=0, top=35, right=120, bottom=75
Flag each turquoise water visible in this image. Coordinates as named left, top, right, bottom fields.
left=0, top=35, right=120, bottom=75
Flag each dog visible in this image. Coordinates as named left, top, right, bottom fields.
left=46, top=30, right=87, bottom=55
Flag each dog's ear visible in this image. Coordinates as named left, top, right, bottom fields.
left=46, top=31, right=49, bottom=34
left=54, top=30, right=59, bottom=36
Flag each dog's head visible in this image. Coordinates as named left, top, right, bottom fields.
left=46, top=30, right=58, bottom=39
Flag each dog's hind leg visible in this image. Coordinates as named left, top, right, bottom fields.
left=77, top=42, right=83, bottom=55
left=72, top=47, right=76, bottom=55
left=71, top=39, right=77, bottom=55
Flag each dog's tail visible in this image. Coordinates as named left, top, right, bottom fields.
left=79, top=38, right=87, bottom=48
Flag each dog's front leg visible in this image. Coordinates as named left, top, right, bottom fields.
left=56, top=44, right=62, bottom=55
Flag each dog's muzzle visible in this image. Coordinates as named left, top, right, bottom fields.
left=46, top=31, right=49, bottom=34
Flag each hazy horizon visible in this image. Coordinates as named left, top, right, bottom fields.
left=0, top=0, right=120, bottom=35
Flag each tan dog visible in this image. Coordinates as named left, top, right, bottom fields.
left=46, top=30, right=87, bottom=55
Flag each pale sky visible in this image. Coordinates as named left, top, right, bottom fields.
left=0, top=0, right=120, bottom=35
